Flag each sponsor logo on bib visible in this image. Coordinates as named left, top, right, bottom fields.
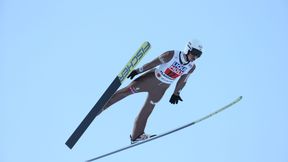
left=164, top=62, right=187, bottom=79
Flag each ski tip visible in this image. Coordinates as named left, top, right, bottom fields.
left=235, top=96, right=243, bottom=102
left=143, top=41, right=151, bottom=46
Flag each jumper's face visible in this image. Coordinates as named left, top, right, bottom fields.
left=187, top=49, right=202, bottom=61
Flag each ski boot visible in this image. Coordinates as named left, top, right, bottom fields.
left=130, top=133, right=156, bottom=144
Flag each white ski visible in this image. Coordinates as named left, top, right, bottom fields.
left=86, top=96, right=243, bottom=161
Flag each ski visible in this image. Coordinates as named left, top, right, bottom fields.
left=65, top=42, right=151, bottom=149
left=86, top=96, right=242, bottom=162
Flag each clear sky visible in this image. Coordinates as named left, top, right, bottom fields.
left=1, top=0, right=288, bottom=162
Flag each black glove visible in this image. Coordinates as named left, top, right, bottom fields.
left=169, top=94, right=183, bottom=104
left=127, top=70, right=139, bottom=79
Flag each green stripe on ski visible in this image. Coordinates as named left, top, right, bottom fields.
left=117, top=41, right=151, bottom=83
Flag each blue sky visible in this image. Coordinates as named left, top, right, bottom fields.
left=1, top=0, right=288, bottom=162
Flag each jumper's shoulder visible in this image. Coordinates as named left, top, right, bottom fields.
left=159, top=50, right=175, bottom=63
left=187, top=63, right=196, bottom=74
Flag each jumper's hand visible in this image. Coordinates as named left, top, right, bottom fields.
left=169, top=94, right=183, bottom=104
left=127, top=70, right=139, bottom=80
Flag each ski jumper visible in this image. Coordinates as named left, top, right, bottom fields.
left=103, top=50, right=195, bottom=140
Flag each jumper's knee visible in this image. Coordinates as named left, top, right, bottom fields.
left=129, top=86, right=140, bottom=94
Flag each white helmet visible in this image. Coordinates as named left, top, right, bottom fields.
left=184, top=39, right=203, bottom=55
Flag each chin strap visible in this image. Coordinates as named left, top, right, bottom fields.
left=179, top=52, right=189, bottom=65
